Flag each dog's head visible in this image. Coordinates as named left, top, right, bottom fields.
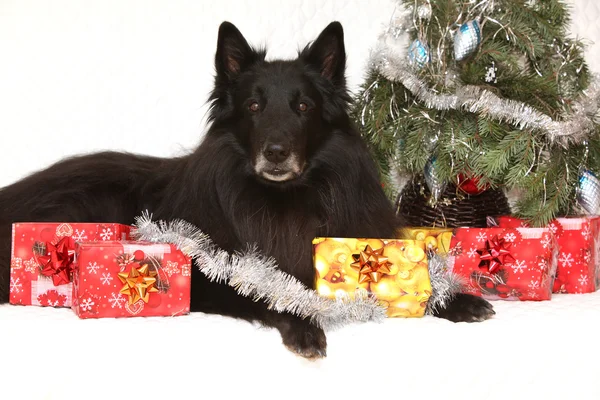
left=208, top=21, right=350, bottom=184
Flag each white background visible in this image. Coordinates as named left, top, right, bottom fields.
left=0, top=0, right=399, bottom=187
left=0, top=0, right=598, bottom=188
left=1, top=2, right=600, bottom=400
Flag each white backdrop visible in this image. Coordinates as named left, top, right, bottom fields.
left=0, top=0, right=598, bottom=188
left=2, top=2, right=600, bottom=400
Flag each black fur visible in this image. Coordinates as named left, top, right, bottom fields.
left=0, top=22, right=493, bottom=358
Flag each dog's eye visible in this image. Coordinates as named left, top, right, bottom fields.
left=298, top=102, right=308, bottom=112
left=249, top=102, right=260, bottom=112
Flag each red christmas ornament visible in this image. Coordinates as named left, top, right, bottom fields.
left=456, top=174, right=489, bottom=195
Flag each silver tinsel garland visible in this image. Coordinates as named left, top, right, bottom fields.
left=132, top=212, right=385, bottom=330
left=425, top=252, right=465, bottom=315
left=372, top=50, right=600, bottom=147
left=131, top=213, right=464, bottom=330
left=371, top=1, right=600, bottom=148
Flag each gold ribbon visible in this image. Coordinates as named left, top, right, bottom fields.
left=350, top=245, right=392, bottom=284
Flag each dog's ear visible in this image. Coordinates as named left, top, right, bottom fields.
left=303, top=22, right=346, bottom=84
left=215, top=22, right=256, bottom=78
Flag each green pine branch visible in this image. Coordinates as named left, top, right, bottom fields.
left=352, top=0, right=597, bottom=226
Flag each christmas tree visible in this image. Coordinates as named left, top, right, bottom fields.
left=353, top=0, right=600, bottom=227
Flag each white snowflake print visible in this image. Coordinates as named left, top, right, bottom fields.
left=578, top=274, right=589, bottom=287
left=527, top=291, right=540, bottom=300
left=11, top=257, right=22, bottom=270
left=181, top=263, right=191, bottom=277
left=108, top=293, right=126, bottom=309
left=476, top=232, right=488, bottom=242
left=485, top=62, right=497, bottom=83
left=100, top=228, right=113, bottom=241
left=528, top=280, right=540, bottom=290
left=504, top=232, right=517, bottom=242
left=9, top=277, right=22, bottom=293
left=582, top=225, right=591, bottom=241
left=583, top=250, right=592, bottom=263
left=86, top=261, right=100, bottom=274
left=547, top=222, right=560, bottom=235
left=467, top=248, right=478, bottom=258
left=163, top=261, right=180, bottom=277
left=511, top=260, right=527, bottom=273
left=23, top=257, right=39, bottom=274
left=100, top=273, right=113, bottom=285
left=537, top=258, right=548, bottom=271
left=73, top=229, right=88, bottom=242
left=540, top=235, right=552, bottom=249
left=80, top=297, right=95, bottom=311
left=558, top=253, right=574, bottom=268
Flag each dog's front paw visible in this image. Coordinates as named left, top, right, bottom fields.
left=280, top=319, right=327, bottom=360
left=433, top=293, right=495, bottom=322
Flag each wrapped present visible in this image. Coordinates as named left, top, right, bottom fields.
left=492, top=216, right=600, bottom=293
left=490, top=216, right=529, bottom=228
left=398, top=227, right=454, bottom=255
left=9, top=222, right=132, bottom=307
left=446, top=227, right=558, bottom=301
left=313, top=237, right=432, bottom=317
left=72, top=241, right=192, bottom=318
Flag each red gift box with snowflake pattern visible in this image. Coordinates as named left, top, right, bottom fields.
left=492, top=216, right=600, bottom=294
left=446, top=227, right=558, bottom=301
left=9, top=222, right=132, bottom=307
left=72, top=241, right=191, bottom=319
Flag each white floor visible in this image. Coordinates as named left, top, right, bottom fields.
left=1, top=292, right=599, bottom=400
left=1, top=1, right=599, bottom=398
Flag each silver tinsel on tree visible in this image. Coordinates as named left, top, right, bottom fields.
left=371, top=49, right=600, bottom=148
left=131, top=212, right=464, bottom=330
left=355, top=0, right=600, bottom=226
left=368, top=0, right=600, bottom=148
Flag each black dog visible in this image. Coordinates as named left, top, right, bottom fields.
left=0, top=21, right=494, bottom=358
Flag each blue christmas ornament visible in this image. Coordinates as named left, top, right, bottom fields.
left=454, top=20, right=481, bottom=61
left=424, top=156, right=446, bottom=204
left=577, top=170, right=600, bottom=215
left=408, top=39, right=430, bottom=68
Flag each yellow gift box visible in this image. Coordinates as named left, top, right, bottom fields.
left=312, top=237, right=432, bottom=318
left=397, top=227, right=454, bottom=255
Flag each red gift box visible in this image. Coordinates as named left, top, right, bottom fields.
left=493, top=216, right=600, bottom=293
left=446, top=227, right=558, bottom=301
left=9, top=222, right=132, bottom=307
left=72, top=241, right=192, bottom=319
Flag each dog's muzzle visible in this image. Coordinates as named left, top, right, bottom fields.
left=254, top=153, right=303, bottom=182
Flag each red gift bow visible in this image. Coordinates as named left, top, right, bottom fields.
left=35, top=237, right=76, bottom=286
left=476, top=234, right=515, bottom=274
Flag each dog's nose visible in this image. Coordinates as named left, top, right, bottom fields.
left=264, top=144, right=290, bottom=163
